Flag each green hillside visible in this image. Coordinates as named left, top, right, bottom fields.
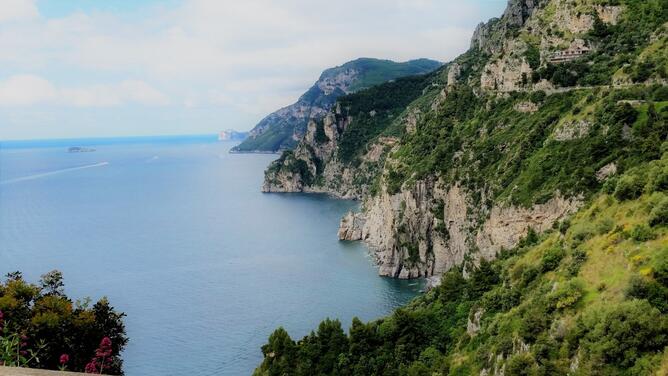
left=257, top=0, right=668, bottom=374
left=256, top=158, right=668, bottom=375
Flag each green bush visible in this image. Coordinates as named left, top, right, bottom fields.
left=596, top=218, right=615, bottom=235
left=654, top=253, right=668, bottom=287
left=540, top=246, right=565, bottom=273
left=549, top=280, right=584, bottom=310
left=314, top=121, right=330, bottom=144
left=614, top=175, right=645, bottom=201
left=625, top=275, right=668, bottom=313
left=629, top=224, right=656, bottom=242
left=519, top=304, right=551, bottom=343
left=573, top=300, right=668, bottom=369
left=650, top=167, right=668, bottom=192
left=566, top=249, right=588, bottom=277
left=571, top=223, right=595, bottom=245
left=649, top=197, right=668, bottom=226
left=506, top=353, right=537, bottom=376
left=525, top=44, right=540, bottom=70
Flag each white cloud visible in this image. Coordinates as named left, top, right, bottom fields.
left=0, top=0, right=507, bottom=138
left=0, top=75, right=169, bottom=107
left=0, top=75, right=56, bottom=105
left=0, top=0, right=38, bottom=23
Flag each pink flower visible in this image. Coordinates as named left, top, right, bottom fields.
left=84, top=360, right=98, bottom=374
left=95, top=337, right=112, bottom=358
left=59, top=354, right=69, bottom=365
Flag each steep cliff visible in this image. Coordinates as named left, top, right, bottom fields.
left=232, top=58, right=441, bottom=153
left=263, top=0, right=668, bottom=281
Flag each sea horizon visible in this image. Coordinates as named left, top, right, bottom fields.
left=0, top=134, right=221, bottom=149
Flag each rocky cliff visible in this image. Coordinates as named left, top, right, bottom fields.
left=339, top=182, right=581, bottom=279
left=233, top=58, right=441, bottom=153
left=262, top=71, right=438, bottom=199
left=263, top=0, right=668, bottom=281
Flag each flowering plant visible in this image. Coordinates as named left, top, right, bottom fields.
left=85, top=337, right=114, bottom=374
left=0, top=317, right=47, bottom=368
left=58, top=353, right=70, bottom=371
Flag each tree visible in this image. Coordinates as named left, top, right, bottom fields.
left=574, top=300, right=668, bottom=369
left=257, top=328, right=296, bottom=376
left=40, top=270, right=64, bottom=296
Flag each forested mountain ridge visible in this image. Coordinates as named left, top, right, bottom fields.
left=231, top=58, right=441, bottom=153
left=256, top=0, right=668, bottom=374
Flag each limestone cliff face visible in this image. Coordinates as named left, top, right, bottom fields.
left=262, top=105, right=399, bottom=200
left=339, top=181, right=581, bottom=279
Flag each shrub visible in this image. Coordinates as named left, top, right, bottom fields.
left=519, top=305, right=551, bottom=343
left=549, top=280, right=584, bottom=310
left=625, top=275, right=668, bottom=313
left=519, top=227, right=540, bottom=248
left=571, top=223, right=595, bottom=245
left=596, top=218, right=615, bottom=234
left=506, top=353, right=537, bottom=376
left=602, top=177, right=618, bottom=194
left=540, top=246, right=565, bottom=273
left=521, top=265, right=540, bottom=287
left=314, top=121, right=330, bottom=144
left=629, top=224, right=656, bottom=242
left=649, top=197, right=668, bottom=227
left=438, top=270, right=467, bottom=303
left=614, top=175, right=644, bottom=201
left=574, top=300, right=668, bottom=369
left=566, top=249, right=588, bottom=277
left=557, top=219, right=571, bottom=234
left=481, top=287, right=521, bottom=313
left=650, top=167, right=668, bottom=192
left=468, top=260, right=501, bottom=300
left=654, top=253, right=668, bottom=287
left=525, top=44, right=541, bottom=70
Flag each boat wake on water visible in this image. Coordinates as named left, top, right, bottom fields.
left=0, top=162, right=109, bottom=185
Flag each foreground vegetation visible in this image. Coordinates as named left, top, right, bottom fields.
left=0, top=271, right=126, bottom=374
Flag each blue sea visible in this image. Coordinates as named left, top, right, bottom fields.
left=0, top=136, right=422, bottom=376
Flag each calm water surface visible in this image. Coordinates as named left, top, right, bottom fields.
left=0, top=138, right=422, bottom=375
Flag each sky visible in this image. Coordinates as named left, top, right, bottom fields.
left=0, top=0, right=507, bottom=140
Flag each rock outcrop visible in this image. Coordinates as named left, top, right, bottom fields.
left=262, top=110, right=386, bottom=200
left=338, top=212, right=366, bottom=241
left=553, top=120, right=592, bottom=141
